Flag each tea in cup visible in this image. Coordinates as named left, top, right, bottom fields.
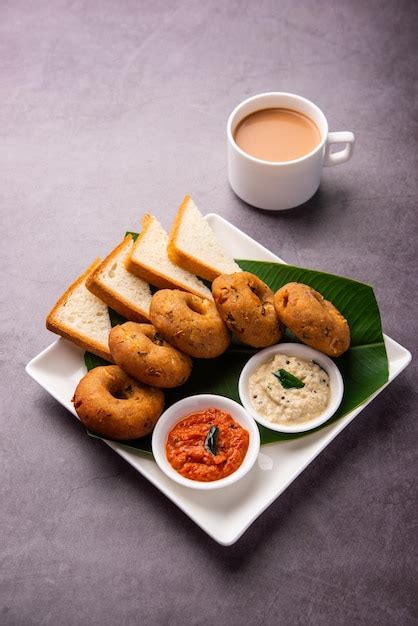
left=227, top=92, right=355, bottom=210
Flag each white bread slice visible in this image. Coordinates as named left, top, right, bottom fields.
left=86, top=235, right=152, bottom=322
left=46, top=259, right=112, bottom=361
left=126, top=214, right=212, bottom=300
left=168, top=195, right=241, bottom=281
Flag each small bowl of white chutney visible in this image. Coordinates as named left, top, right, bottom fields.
left=239, top=343, right=344, bottom=433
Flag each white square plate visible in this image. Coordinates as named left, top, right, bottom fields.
left=26, top=214, right=412, bottom=545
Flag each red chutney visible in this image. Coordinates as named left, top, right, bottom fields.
left=166, top=407, right=250, bottom=482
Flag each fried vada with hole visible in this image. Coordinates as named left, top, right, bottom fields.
left=274, top=282, right=350, bottom=357
left=72, top=365, right=164, bottom=440
left=212, top=272, right=283, bottom=348
left=149, top=290, right=230, bottom=358
left=109, top=322, right=192, bottom=388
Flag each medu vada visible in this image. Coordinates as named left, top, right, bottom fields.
left=109, top=322, right=192, bottom=388
left=274, top=282, right=350, bottom=357
left=212, top=272, right=283, bottom=348
left=72, top=365, right=164, bottom=440
left=149, top=289, right=230, bottom=358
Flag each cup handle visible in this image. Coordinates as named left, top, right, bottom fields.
left=324, top=131, right=355, bottom=166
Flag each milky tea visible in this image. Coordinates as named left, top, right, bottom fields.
left=233, top=108, right=321, bottom=163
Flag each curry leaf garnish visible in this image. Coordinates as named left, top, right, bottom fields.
left=273, top=369, right=305, bottom=389
left=204, top=425, right=219, bottom=455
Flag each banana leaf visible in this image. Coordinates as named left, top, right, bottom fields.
left=85, top=259, right=388, bottom=454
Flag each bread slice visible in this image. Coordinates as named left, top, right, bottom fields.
left=168, top=195, right=241, bottom=281
left=86, top=235, right=152, bottom=322
left=126, top=214, right=212, bottom=300
left=46, top=259, right=113, bottom=361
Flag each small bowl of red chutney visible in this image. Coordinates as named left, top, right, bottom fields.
left=152, top=394, right=260, bottom=490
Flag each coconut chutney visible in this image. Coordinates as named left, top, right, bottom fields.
left=249, top=353, right=330, bottom=425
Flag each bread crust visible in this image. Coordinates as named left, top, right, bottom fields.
left=167, top=195, right=232, bottom=282
left=46, top=322, right=113, bottom=362
left=86, top=235, right=150, bottom=322
left=126, top=213, right=212, bottom=299
left=46, top=258, right=113, bottom=362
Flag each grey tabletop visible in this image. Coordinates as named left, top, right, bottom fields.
left=1, top=1, right=417, bottom=624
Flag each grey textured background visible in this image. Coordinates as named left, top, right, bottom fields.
left=1, top=1, right=417, bottom=624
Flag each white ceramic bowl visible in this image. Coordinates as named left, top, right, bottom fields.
left=238, top=343, right=344, bottom=434
left=151, top=394, right=260, bottom=490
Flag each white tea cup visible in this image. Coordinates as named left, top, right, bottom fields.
left=227, top=92, right=355, bottom=211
